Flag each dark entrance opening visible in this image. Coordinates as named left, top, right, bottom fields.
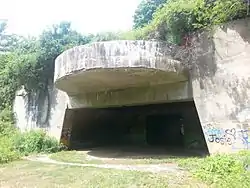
left=64, top=101, right=209, bottom=157
left=146, top=115, right=184, bottom=147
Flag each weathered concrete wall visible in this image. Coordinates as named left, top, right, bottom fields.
left=14, top=87, right=37, bottom=131
left=13, top=84, right=69, bottom=141
left=48, top=87, right=70, bottom=140
left=69, top=81, right=192, bottom=108
left=191, top=18, right=250, bottom=153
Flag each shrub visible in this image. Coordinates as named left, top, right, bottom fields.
left=0, top=107, right=64, bottom=163
left=0, top=136, right=19, bottom=164
left=0, top=108, right=20, bottom=164
left=195, top=154, right=244, bottom=180
left=13, top=130, right=64, bottom=155
left=0, top=108, right=15, bottom=136
left=193, top=152, right=250, bottom=188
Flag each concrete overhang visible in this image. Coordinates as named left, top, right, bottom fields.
left=54, top=40, right=188, bottom=95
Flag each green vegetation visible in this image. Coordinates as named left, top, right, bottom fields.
left=0, top=128, right=63, bottom=164
left=0, top=161, right=169, bottom=188
left=129, top=0, right=249, bottom=44
left=0, top=108, right=19, bottom=163
left=0, top=160, right=207, bottom=187
left=0, top=21, right=91, bottom=110
left=0, top=0, right=248, bottom=111
left=179, top=151, right=250, bottom=188
left=0, top=135, right=19, bottom=164
left=133, top=0, right=167, bottom=29
left=50, top=150, right=184, bottom=165
left=1, top=2, right=250, bottom=188
left=50, top=150, right=250, bottom=187
left=13, top=130, right=64, bottom=156
left=0, top=0, right=248, bottom=134
left=0, top=95, right=63, bottom=163
left=0, top=21, right=119, bottom=164
left=51, top=151, right=104, bottom=164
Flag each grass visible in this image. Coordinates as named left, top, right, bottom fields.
left=0, top=160, right=206, bottom=188
left=50, top=151, right=104, bottom=164
left=179, top=151, right=250, bottom=188
left=50, top=150, right=250, bottom=188
left=50, top=150, right=192, bottom=165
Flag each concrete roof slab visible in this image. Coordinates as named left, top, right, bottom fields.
left=54, top=40, right=187, bottom=94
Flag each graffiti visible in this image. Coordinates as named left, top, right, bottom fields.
left=60, top=128, right=71, bottom=147
left=206, top=128, right=236, bottom=145
left=208, top=135, right=233, bottom=145
left=237, top=129, right=250, bottom=149
left=203, top=123, right=237, bottom=146
left=204, top=123, right=250, bottom=150
left=225, top=129, right=237, bottom=139
left=203, top=124, right=236, bottom=146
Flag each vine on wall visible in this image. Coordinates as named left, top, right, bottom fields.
left=129, top=0, right=249, bottom=44
left=0, top=21, right=92, bottom=125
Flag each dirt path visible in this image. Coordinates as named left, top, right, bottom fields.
left=25, top=155, right=185, bottom=174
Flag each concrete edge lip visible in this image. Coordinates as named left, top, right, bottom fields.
left=54, top=66, right=188, bottom=96
left=54, top=63, right=184, bottom=84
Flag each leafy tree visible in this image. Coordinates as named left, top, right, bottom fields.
left=0, top=20, right=20, bottom=52
left=133, top=0, right=167, bottom=29
left=36, top=21, right=92, bottom=89
left=134, top=0, right=248, bottom=44
left=90, top=32, right=121, bottom=42
left=0, top=21, right=92, bottom=110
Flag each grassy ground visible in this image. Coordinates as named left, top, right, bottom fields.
left=50, top=150, right=250, bottom=188
left=0, top=160, right=206, bottom=188
left=50, top=151, right=104, bottom=164
left=2, top=150, right=249, bottom=187
left=50, top=150, right=196, bottom=165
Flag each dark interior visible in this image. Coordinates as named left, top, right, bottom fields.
left=66, top=101, right=208, bottom=155
left=146, top=115, right=183, bottom=146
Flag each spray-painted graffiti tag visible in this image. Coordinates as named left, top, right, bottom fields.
left=206, top=128, right=236, bottom=145
left=204, top=123, right=250, bottom=150
left=237, top=129, right=250, bottom=149
left=60, top=128, right=71, bottom=147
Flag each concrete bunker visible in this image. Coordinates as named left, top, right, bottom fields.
left=54, top=40, right=209, bottom=155
left=14, top=19, right=250, bottom=154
